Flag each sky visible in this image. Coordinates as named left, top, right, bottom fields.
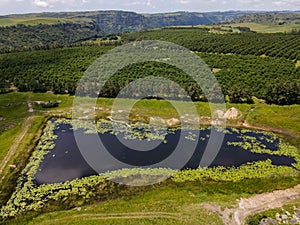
left=0, top=0, right=300, bottom=16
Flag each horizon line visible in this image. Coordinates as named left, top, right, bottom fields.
left=1, top=9, right=300, bottom=17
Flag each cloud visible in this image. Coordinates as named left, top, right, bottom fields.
left=32, top=0, right=89, bottom=8
left=33, top=0, right=49, bottom=8
left=273, top=1, right=286, bottom=6
left=272, top=0, right=300, bottom=7
left=237, top=0, right=300, bottom=8
left=179, top=0, right=190, bottom=4
left=125, top=0, right=153, bottom=7
left=1, top=0, right=300, bottom=15
left=238, top=0, right=260, bottom=3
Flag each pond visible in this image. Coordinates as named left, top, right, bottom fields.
left=35, top=121, right=296, bottom=185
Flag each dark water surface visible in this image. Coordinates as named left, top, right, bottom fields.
left=35, top=123, right=296, bottom=184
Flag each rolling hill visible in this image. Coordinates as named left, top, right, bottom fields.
left=1, top=10, right=300, bottom=53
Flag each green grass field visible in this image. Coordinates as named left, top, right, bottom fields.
left=0, top=93, right=29, bottom=160
left=0, top=126, right=22, bottom=161
left=1, top=13, right=300, bottom=224
left=0, top=17, right=91, bottom=26
left=227, top=22, right=300, bottom=33
left=1, top=91, right=299, bottom=140
left=0, top=92, right=299, bottom=225
left=198, top=22, right=300, bottom=33
left=247, top=105, right=300, bottom=135
left=9, top=184, right=224, bottom=225
left=3, top=177, right=299, bottom=225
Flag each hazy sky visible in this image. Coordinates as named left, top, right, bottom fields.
left=1, top=0, right=300, bottom=15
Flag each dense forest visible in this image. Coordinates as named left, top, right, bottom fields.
left=6, top=25, right=299, bottom=60
left=0, top=21, right=99, bottom=53
left=1, top=11, right=300, bottom=55
left=0, top=11, right=244, bottom=53
left=0, top=46, right=112, bottom=94
left=0, top=42, right=299, bottom=104
left=122, top=28, right=300, bottom=60
left=199, top=53, right=300, bottom=100
left=234, top=12, right=300, bottom=23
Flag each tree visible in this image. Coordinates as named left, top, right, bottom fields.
left=0, top=79, right=11, bottom=94
left=265, top=82, right=298, bottom=105
left=205, top=84, right=225, bottom=103
left=228, top=86, right=253, bottom=104
left=187, top=83, right=202, bottom=101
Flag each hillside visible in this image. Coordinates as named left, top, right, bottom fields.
left=1, top=28, right=299, bottom=104
left=1, top=10, right=300, bottom=53
left=0, top=8, right=300, bottom=225
left=0, top=11, right=221, bottom=53
left=234, top=12, right=300, bottom=23
left=0, top=11, right=299, bottom=53
left=0, top=21, right=98, bottom=53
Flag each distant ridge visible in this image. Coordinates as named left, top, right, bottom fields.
left=1, top=10, right=300, bottom=34
left=0, top=10, right=300, bottom=53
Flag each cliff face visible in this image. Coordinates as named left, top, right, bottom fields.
left=1, top=10, right=217, bottom=34
left=86, top=11, right=255, bottom=34
left=91, top=11, right=215, bottom=34
left=4, top=10, right=293, bottom=35
left=147, top=12, right=212, bottom=27
left=92, top=11, right=149, bottom=34
left=3, top=10, right=299, bottom=53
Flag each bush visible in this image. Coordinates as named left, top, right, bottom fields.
left=228, top=86, right=254, bottom=104
left=265, top=82, right=299, bottom=105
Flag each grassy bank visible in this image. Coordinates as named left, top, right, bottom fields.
left=2, top=177, right=299, bottom=225
left=1, top=91, right=300, bottom=149
left=0, top=92, right=299, bottom=224
left=0, top=115, right=49, bottom=206
left=247, top=104, right=300, bottom=136
left=1, top=92, right=299, bottom=151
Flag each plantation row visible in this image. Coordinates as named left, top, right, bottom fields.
left=2, top=26, right=300, bottom=61
left=198, top=53, right=300, bottom=101
left=0, top=45, right=299, bottom=104
left=122, top=28, right=300, bottom=60
left=0, top=46, right=112, bottom=94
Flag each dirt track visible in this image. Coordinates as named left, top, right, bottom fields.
left=0, top=102, right=34, bottom=175
left=204, top=184, right=300, bottom=225
left=242, top=121, right=299, bottom=138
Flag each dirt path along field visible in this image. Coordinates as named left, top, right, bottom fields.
left=204, top=184, right=300, bottom=225
left=0, top=102, right=34, bottom=175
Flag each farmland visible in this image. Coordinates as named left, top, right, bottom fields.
left=0, top=14, right=299, bottom=225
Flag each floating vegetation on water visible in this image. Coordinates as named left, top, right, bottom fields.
left=185, top=131, right=198, bottom=141
left=69, top=118, right=170, bottom=142
left=226, top=131, right=299, bottom=160
left=0, top=120, right=58, bottom=218
left=172, top=160, right=297, bottom=183
left=62, top=118, right=200, bottom=142
left=0, top=118, right=299, bottom=219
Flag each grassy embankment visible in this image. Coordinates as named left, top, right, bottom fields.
left=0, top=92, right=299, bottom=225
left=1, top=91, right=299, bottom=166
left=3, top=177, right=299, bottom=225
left=0, top=93, right=73, bottom=206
